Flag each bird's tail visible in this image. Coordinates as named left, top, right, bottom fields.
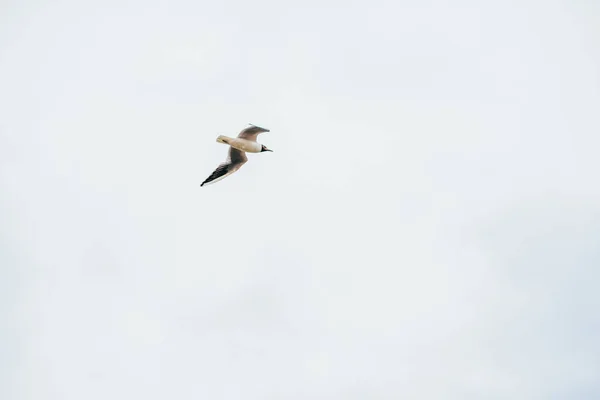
left=216, top=135, right=230, bottom=145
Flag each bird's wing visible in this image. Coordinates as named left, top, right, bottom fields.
left=201, top=147, right=247, bottom=187
left=237, top=124, right=270, bottom=142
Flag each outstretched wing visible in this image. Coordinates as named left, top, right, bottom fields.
left=237, top=124, right=270, bottom=142
left=201, top=147, right=247, bottom=187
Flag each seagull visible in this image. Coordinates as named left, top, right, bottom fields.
left=200, top=124, right=272, bottom=187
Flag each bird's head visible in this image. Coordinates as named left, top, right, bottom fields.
left=261, top=144, right=273, bottom=152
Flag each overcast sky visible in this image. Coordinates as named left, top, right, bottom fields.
left=2, top=0, right=599, bottom=399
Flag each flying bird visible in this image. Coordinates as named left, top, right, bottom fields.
left=200, top=124, right=272, bottom=187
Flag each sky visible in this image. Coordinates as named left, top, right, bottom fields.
left=1, top=0, right=599, bottom=398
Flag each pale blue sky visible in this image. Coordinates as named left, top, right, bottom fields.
left=1, top=0, right=599, bottom=398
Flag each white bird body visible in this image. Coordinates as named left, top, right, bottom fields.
left=216, top=135, right=262, bottom=153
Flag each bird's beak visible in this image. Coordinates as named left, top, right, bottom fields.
left=266, top=148, right=273, bottom=152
